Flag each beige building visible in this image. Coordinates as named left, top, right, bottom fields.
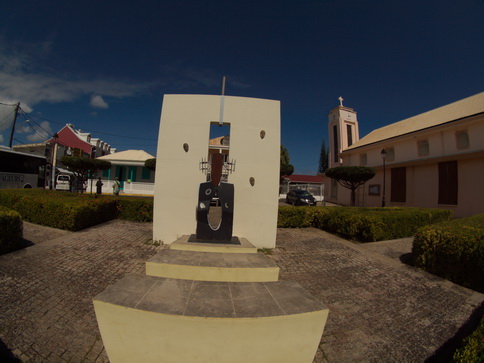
left=326, top=92, right=484, bottom=217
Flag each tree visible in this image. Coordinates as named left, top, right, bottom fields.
left=61, top=156, right=111, bottom=193
left=280, top=145, right=294, bottom=177
left=325, top=166, right=376, bottom=206
left=144, top=158, right=156, bottom=171
left=318, top=139, right=329, bottom=174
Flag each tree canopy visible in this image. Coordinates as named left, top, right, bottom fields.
left=318, top=139, right=329, bottom=174
left=325, top=166, right=376, bottom=206
left=280, top=145, right=294, bottom=177
left=144, top=158, right=156, bottom=171
left=60, top=156, right=111, bottom=192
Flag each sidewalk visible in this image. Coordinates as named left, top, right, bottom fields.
left=0, top=222, right=482, bottom=362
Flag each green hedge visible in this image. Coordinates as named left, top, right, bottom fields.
left=0, top=206, right=23, bottom=254
left=278, top=206, right=453, bottom=242
left=115, top=197, right=153, bottom=222
left=452, top=315, right=484, bottom=362
left=278, top=206, right=316, bottom=228
left=0, top=190, right=118, bottom=231
left=413, top=214, right=484, bottom=293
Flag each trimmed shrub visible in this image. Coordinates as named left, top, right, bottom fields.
left=322, top=207, right=453, bottom=242
left=279, top=206, right=452, bottom=242
left=116, top=197, right=153, bottom=222
left=278, top=206, right=315, bottom=228
left=413, top=214, right=484, bottom=293
left=0, top=206, right=23, bottom=255
left=452, top=315, right=484, bottom=362
left=0, top=190, right=118, bottom=231
left=0, top=190, right=153, bottom=230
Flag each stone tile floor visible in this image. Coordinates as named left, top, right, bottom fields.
left=0, top=221, right=482, bottom=362
left=270, top=228, right=483, bottom=362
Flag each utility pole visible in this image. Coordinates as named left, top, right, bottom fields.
left=8, top=102, right=20, bottom=148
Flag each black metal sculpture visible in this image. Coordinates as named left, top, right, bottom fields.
left=195, top=153, right=235, bottom=242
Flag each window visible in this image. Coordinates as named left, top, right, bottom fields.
left=386, top=147, right=395, bottom=162
left=391, top=167, right=406, bottom=203
left=368, top=184, right=380, bottom=196
left=359, top=153, right=367, bottom=166
left=456, top=130, right=469, bottom=150
left=333, top=125, right=339, bottom=162
left=346, top=124, right=353, bottom=147
left=128, top=167, right=137, bottom=182
left=439, top=161, right=458, bottom=205
left=331, top=178, right=338, bottom=198
left=417, top=140, right=429, bottom=156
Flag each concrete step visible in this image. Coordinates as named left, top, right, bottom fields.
left=146, top=249, right=279, bottom=282
left=170, top=235, right=258, bottom=254
left=93, top=274, right=329, bottom=362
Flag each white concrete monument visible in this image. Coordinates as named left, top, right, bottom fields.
left=94, top=93, right=329, bottom=363
left=153, top=94, right=281, bottom=248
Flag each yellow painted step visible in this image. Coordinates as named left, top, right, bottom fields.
left=169, top=235, right=258, bottom=254
left=146, top=249, right=279, bottom=282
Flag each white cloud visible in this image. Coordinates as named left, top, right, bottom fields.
left=0, top=103, right=17, bottom=132
left=90, top=94, right=109, bottom=109
left=0, top=40, right=154, bottom=113
left=26, top=120, right=53, bottom=142
left=15, top=124, right=31, bottom=133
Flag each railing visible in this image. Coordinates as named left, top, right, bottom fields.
left=87, top=179, right=155, bottom=196
left=279, top=183, right=325, bottom=202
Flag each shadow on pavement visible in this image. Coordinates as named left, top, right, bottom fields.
left=399, top=252, right=414, bottom=266
left=0, top=338, right=20, bottom=363
left=426, top=301, right=484, bottom=362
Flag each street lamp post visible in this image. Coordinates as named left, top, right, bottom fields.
left=51, top=133, right=59, bottom=190
left=381, top=148, right=387, bottom=207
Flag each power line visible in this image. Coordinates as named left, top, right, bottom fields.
left=19, top=109, right=52, bottom=136
left=19, top=106, right=157, bottom=141
left=0, top=106, right=16, bottom=124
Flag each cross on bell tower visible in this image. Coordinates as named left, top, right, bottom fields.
left=327, top=97, right=359, bottom=168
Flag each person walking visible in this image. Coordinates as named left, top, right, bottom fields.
left=113, top=178, right=120, bottom=196
left=96, top=177, right=104, bottom=195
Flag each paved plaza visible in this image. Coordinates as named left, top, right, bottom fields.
left=1, top=220, right=483, bottom=362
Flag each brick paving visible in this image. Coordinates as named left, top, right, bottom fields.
left=0, top=222, right=482, bottom=362
left=270, top=228, right=484, bottom=362
left=0, top=220, right=159, bottom=362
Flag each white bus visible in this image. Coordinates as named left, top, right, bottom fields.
left=0, top=147, right=47, bottom=189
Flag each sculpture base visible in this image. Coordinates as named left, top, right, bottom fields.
left=94, top=236, right=329, bottom=362
left=94, top=275, right=329, bottom=363
left=188, top=234, right=240, bottom=245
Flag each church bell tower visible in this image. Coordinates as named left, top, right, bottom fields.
left=328, top=97, right=359, bottom=168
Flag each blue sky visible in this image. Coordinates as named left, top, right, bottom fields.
left=1, top=0, right=482, bottom=174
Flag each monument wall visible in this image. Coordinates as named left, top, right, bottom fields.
left=153, top=94, right=280, bottom=248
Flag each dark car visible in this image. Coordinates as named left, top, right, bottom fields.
left=286, top=189, right=316, bottom=206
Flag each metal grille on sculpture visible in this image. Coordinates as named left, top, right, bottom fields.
left=93, top=94, right=329, bottom=363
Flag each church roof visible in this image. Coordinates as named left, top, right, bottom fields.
left=97, top=149, right=154, bottom=162
left=346, top=92, right=484, bottom=150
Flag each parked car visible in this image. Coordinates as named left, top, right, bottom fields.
left=286, top=189, right=316, bottom=206
left=55, top=174, right=71, bottom=191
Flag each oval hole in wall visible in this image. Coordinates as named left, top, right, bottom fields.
left=208, top=198, right=222, bottom=230
left=260, top=130, right=266, bottom=139
left=183, top=143, right=189, bottom=152
left=249, top=177, right=255, bottom=186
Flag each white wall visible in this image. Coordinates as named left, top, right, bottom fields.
left=153, top=95, right=280, bottom=248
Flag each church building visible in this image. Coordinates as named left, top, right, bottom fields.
left=325, top=92, right=484, bottom=217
